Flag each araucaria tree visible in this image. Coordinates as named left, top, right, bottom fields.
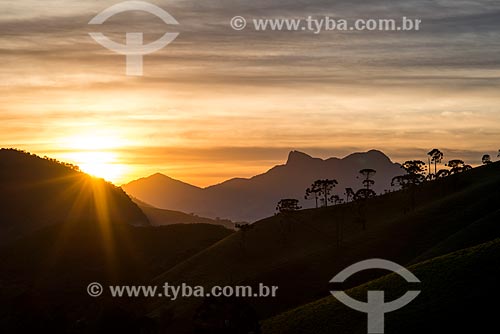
left=447, top=159, right=472, bottom=174
left=359, top=168, right=376, bottom=190
left=305, top=183, right=321, bottom=208
left=355, top=188, right=376, bottom=200
left=344, top=188, right=355, bottom=203
left=403, top=160, right=427, bottom=176
left=435, top=169, right=450, bottom=179
left=392, top=160, right=427, bottom=211
left=482, top=154, right=492, bottom=165
left=391, top=160, right=426, bottom=189
left=329, top=194, right=344, bottom=205
left=427, top=149, right=444, bottom=176
left=305, top=179, right=338, bottom=208
left=276, top=199, right=302, bottom=213
left=355, top=168, right=377, bottom=200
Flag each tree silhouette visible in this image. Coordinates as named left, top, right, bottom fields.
left=355, top=188, right=376, bottom=200
left=359, top=168, right=376, bottom=190
left=276, top=199, right=303, bottom=245
left=392, top=160, right=426, bottom=211
left=447, top=159, right=472, bottom=174
left=391, top=175, right=410, bottom=189
left=392, top=160, right=426, bottom=189
left=329, top=194, right=344, bottom=205
left=305, top=183, right=321, bottom=208
left=402, top=160, right=427, bottom=176
left=306, top=179, right=338, bottom=208
left=276, top=199, right=301, bottom=213
left=427, top=149, right=444, bottom=177
left=344, top=188, right=355, bottom=203
left=482, top=154, right=492, bottom=165
left=235, top=223, right=252, bottom=230
left=436, top=169, right=451, bottom=179
left=349, top=169, right=378, bottom=200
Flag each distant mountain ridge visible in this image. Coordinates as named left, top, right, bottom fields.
left=123, top=149, right=403, bottom=222
left=146, top=160, right=500, bottom=333
left=132, top=197, right=235, bottom=230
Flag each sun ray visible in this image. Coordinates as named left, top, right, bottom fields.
left=58, top=134, right=129, bottom=183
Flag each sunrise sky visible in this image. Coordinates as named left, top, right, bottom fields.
left=1, top=0, right=500, bottom=186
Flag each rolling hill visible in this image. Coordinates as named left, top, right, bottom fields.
left=2, top=147, right=498, bottom=333
left=123, top=150, right=403, bottom=222
left=0, top=148, right=235, bottom=332
left=145, top=161, right=500, bottom=333
left=262, top=238, right=500, bottom=334
left=0, top=222, right=233, bottom=332
left=0, top=148, right=149, bottom=244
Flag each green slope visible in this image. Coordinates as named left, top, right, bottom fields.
left=411, top=208, right=500, bottom=263
left=262, top=238, right=500, bottom=334
left=147, top=162, right=500, bottom=331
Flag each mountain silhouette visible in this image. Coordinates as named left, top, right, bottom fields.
left=0, top=148, right=149, bottom=243
left=123, top=150, right=403, bottom=222
left=0, top=149, right=234, bottom=332
left=133, top=197, right=235, bottom=230
left=146, top=160, right=500, bottom=333
left=1, top=148, right=498, bottom=333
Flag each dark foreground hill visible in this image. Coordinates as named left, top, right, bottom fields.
left=123, top=150, right=402, bottom=222
left=0, top=149, right=234, bottom=332
left=0, top=222, right=233, bottom=332
left=1, top=148, right=498, bottom=333
left=262, top=238, right=500, bottom=334
left=0, top=148, right=149, bottom=243
left=145, top=161, right=500, bottom=333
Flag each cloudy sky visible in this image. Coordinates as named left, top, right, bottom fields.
left=1, top=0, right=500, bottom=185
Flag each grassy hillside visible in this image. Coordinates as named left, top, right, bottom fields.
left=147, top=161, right=500, bottom=332
left=1, top=222, right=233, bottom=284
left=2, top=148, right=498, bottom=332
left=411, top=208, right=500, bottom=263
left=0, top=148, right=149, bottom=243
left=0, top=223, right=233, bottom=332
left=262, top=238, right=500, bottom=334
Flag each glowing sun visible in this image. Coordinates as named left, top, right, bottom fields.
left=73, top=151, right=125, bottom=182
left=61, top=134, right=128, bottom=183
